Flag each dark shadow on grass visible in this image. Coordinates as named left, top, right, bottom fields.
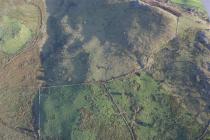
left=32, top=86, right=86, bottom=139
left=40, top=0, right=170, bottom=86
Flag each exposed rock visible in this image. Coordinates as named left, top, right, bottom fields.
left=207, top=62, right=210, bottom=71
left=129, top=1, right=141, bottom=8
left=67, top=77, right=72, bottom=82
left=186, top=8, right=195, bottom=13
left=197, top=31, right=209, bottom=45
left=194, top=41, right=203, bottom=52
left=207, top=44, right=210, bottom=50
left=205, top=105, right=210, bottom=113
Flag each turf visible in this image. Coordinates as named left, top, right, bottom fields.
left=39, top=85, right=129, bottom=140
left=106, top=73, right=204, bottom=140
left=38, top=73, right=204, bottom=140
left=170, top=0, right=204, bottom=10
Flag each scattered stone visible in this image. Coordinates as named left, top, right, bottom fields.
left=67, top=77, right=72, bottom=82
left=131, top=104, right=142, bottom=114
left=196, top=75, right=201, bottom=82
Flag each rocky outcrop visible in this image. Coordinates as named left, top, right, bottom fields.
left=197, top=31, right=209, bottom=46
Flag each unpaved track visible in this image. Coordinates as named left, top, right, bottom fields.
left=40, top=68, right=142, bottom=89
left=102, top=84, right=137, bottom=140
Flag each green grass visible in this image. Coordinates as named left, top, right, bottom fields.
left=0, top=16, right=32, bottom=54
left=170, top=0, right=204, bottom=10
left=39, top=85, right=130, bottom=140
left=148, top=24, right=210, bottom=139
left=106, top=73, right=203, bottom=140
left=39, top=73, right=204, bottom=140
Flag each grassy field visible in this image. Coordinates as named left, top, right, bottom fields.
left=0, top=0, right=209, bottom=140
left=39, top=85, right=130, bottom=140
left=107, top=73, right=205, bottom=140
left=37, top=73, right=205, bottom=140
left=170, top=0, right=204, bottom=10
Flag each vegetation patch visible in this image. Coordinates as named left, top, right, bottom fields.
left=0, top=16, right=32, bottom=54
left=39, top=85, right=129, bottom=140
left=106, top=73, right=204, bottom=140
left=38, top=73, right=204, bottom=140
left=0, top=0, right=39, bottom=57
left=170, top=0, right=204, bottom=10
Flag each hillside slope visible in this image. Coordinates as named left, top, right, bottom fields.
left=41, top=0, right=177, bottom=85
left=0, top=0, right=210, bottom=140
